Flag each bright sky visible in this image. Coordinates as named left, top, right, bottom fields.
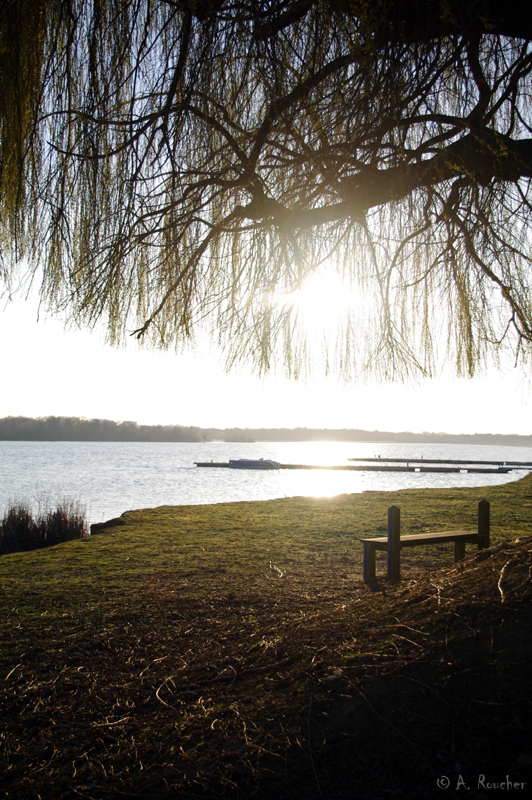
left=1, top=283, right=530, bottom=436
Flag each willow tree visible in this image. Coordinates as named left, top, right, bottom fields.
left=2, top=0, right=532, bottom=378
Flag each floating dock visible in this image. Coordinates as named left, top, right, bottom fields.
left=348, top=457, right=532, bottom=468
left=195, top=462, right=515, bottom=474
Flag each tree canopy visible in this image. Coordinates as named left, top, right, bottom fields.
left=2, top=0, right=532, bottom=378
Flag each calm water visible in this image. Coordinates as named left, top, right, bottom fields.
left=1, top=440, right=531, bottom=527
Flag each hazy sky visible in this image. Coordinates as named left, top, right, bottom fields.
left=1, top=287, right=530, bottom=435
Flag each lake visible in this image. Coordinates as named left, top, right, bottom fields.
left=1, top=440, right=531, bottom=527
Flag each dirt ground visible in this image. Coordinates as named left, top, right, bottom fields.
left=2, top=532, right=532, bottom=799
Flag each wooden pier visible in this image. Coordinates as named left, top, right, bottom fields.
left=348, top=456, right=532, bottom=468
left=195, top=462, right=514, bottom=474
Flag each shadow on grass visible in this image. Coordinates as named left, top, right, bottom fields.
left=1, top=474, right=532, bottom=797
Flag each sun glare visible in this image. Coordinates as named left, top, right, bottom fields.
left=283, top=268, right=360, bottom=332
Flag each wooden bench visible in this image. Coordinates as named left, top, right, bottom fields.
left=362, top=500, right=490, bottom=582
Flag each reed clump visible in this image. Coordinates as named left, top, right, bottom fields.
left=0, top=500, right=87, bottom=554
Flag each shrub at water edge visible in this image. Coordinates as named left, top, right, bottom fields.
left=0, top=501, right=88, bottom=555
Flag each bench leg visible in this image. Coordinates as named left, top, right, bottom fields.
left=478, top=499, right=490, bottom=549
left=388, top=505, right=401, bottom=581
left=364, top=542, right=376, bottom=582
left=454, top=540, right=466, bottom=561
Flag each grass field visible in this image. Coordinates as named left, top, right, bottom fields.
left=1, top=473, right=532, bottom=798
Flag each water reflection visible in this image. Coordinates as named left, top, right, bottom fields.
left=279, top=467, right=366, bottom=498
left=0, top=439, right=530, bottom=526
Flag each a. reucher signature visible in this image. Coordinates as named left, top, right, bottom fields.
left=437, top=774, right=527, bottom=791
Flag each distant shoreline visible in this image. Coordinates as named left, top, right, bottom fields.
left=0, top=415, right=531, bottom=447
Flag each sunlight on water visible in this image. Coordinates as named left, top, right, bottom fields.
left=0, top=440, right=530, bottom=527
left=279, top=468, right=366, bottom=498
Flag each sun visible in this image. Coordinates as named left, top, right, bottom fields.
left=282, top=267, right=362, bottom=333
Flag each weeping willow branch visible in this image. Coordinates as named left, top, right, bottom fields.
left=1, top=0, right=532, bottom=378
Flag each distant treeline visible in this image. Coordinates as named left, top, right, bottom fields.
left=207, top=427, right=532, bottom=447
left=1, top=417, right=531, bottom=446
left=0, top=416, right=203, bottom=442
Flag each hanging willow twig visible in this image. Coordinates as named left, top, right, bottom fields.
left=1, top=0, right=532, bottom=378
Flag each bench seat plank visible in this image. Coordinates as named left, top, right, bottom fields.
left=361, top=530, right=478, bottom=549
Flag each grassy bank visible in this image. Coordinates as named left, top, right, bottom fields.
left=1, top=475, right=532, bottom=798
